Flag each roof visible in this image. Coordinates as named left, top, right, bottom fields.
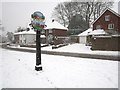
left=14, top=30, right=46, bottom=38
left=14, top=30, right=36, bottom=35
left=44, top=21, right=68, bottom=30
left=92, top=8, right=120, bottom=24
left=78, top=28, right=92, bottom=36
left=88, top=29, right=107, bottom=35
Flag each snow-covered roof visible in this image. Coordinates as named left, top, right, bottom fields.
left=14, top=30, right=46, bottom=38
left=78, top=28, right=107, bottom=36
left=93, top=36, right=112, bottom=38
left=45, top=21, right=68, bottom=30
left=78, top=28, right=92, bottom=36
left=14, top=30, right=36, bottom=35
left=112, top=34, right=120, bottom=37
left=88, top=29, right=107, bottom=35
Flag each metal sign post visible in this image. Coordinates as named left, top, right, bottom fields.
left=30, top=11, right=45, bottom=71
left=35, top=30, right=42, bottom=71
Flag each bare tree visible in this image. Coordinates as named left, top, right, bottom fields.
left=92, top=1, right=114, bottom=20
left=53, top=2, right=74, bottom=26
left=53, top=3, right=66, bottom=26
left=52, top=0, right=114, bottom=28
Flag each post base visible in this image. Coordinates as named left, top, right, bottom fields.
left=35, top=65, right=42, bottom=71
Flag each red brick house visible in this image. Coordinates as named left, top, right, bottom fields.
left=44, top=20, right=68, bottom=45
left=91, top=8, right=120, bottom=51
left=93, top=8, right=120, bottom=34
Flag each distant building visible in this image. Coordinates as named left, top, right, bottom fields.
left=14, top=20, right=68, bottom=45
left=14, top=30, right=46, bottom=45
left=78, top=28, right=92, bottom=44
left=44, top=20, right=68, bottom=45
left=78, top=28, right=108, bottom=45
left=14, top=30, right=36, bottom=45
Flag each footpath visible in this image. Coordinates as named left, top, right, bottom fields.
left=1, top=44, right=119, bottom=61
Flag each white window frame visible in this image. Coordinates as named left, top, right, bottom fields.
left=96, top=25, right=101, bottom=29
left=108, top=24, right=114, bottom=29
left=105, top=15, right=110, bottom=21
left=41, top=30, right=45, bottom=34
left=49, top=29, right=52, bottom=33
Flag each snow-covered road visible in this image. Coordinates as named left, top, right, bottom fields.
left=0, top=48, right=118, bottom=88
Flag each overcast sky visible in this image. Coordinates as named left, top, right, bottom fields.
left=0, top=0, right=120, bottom=35
left=1, top=2, right=61, bottom=34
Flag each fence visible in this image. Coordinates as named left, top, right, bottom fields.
left=91, top=35, right=120, bottom=51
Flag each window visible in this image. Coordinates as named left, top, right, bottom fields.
left=105, top=15, right=110, bottom=21
left=96, top=25, right=101, bottom=29
left=49, top=29, right=52, bottom=33
left=108, top=24, right=114, bottom=29
left=41, top=30, right=45, bottom=34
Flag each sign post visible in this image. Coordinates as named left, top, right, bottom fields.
left=35, top=30, right=42, bottom=71
left=30, top=11, right=45, bottom=71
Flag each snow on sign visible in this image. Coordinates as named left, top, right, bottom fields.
left=30, top=11, right=45, bottom=30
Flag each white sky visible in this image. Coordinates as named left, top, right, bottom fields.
left=1, top=2, right=61, bottom=34
left=0, top=0, right=119, bottom=35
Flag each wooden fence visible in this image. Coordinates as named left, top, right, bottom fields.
left=91, top=36, right=120, bottom=51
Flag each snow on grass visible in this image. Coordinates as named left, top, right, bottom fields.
left=1, top=49, right=54, bottom=88
left=42, top=43, right=119, bottom=56
left=8, top=43, right=119, bottom=56
left=1, top=48, right=118, bottom=88
left=43, top=54, right=118, bottom=88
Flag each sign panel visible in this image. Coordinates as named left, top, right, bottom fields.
left=30, top=11, right=45, bottom=30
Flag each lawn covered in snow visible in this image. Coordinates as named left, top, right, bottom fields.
left=8, top=43, right=119, bottom=56
left=42, top=44, right=119, bottom=56
left=0, top=48, right=118, bottom=88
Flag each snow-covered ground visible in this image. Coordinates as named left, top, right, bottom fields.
left=8, top=43, right=119, bottom=56
left=0, top=48, right=118, bottom=88
left=42, top=44, right=119, bottom=56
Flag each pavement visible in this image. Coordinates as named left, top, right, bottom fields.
left=1, top=45, right=119, bottom=61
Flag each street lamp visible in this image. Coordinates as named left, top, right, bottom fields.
left=30, top=11, right=45, bottom=71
